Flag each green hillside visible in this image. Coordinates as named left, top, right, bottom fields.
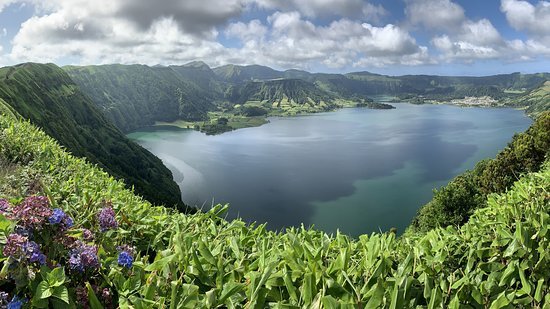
left=1, top=105, right=550, bottom=307
left=411, top=112, right=550, bottom=232
left=64, top=63, right=549, bottom=136
left=64, top=64, right=216, bottom=132
left=513, top=81, right=550, bottom=117
left=0, top=63, right=187, bottom=212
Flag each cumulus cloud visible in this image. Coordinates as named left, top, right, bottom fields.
left=405, top=0, right=465, bottom=30
left=253, top=0, right=387, bottom=21
left=223, top=12, right=429, bottom=69
left=1, top=28, right=7, bottom=37
left=500, top=0, right=550, bottom=36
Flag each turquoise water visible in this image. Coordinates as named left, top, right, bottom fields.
left=128, top=103, right=531, bottom=237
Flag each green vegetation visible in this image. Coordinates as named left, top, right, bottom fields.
left=410, top=111, right=550, bottom=233
left=2, top=104, right=550, bottom=307
left=512, top=81, right=550, bottom=117
left=63, top=63, right=549, bottom=137
left=0, top=63, right=188, bottom=212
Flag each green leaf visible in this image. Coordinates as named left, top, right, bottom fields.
left=52, top=286, right=69, bottom=304
left=144, top=254, right=175, bottom=272
left=0, top=214, right=12, bottom=233
left=535, top=278, right=544, bottom=303
left=489, top=292, right=510, bottom=309
left=218, top=282, right=244, bottom=304
left=86, top=282, right=104, bottom=309
left=198, top=241, right=216, bottom=266
left=321, top=296, right=340, bottom=309
left=36, top=280, right=53, bottom=299
left=47, top=267, right=66, bottom=287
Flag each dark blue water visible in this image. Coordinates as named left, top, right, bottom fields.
left=128, top=103, right=531, bottom=237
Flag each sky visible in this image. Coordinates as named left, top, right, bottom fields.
left=0, top=0, right=549, bottom=75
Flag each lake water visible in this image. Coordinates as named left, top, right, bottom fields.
left=128, top=103, right=532, bottom=237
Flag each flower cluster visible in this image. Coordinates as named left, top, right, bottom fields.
left=11, top=196, right=53, bottom=229
left=48, top=208, right=74, bottom=230
left=82, top=228, right=94, bottom=241
left=6, top=295, right=25, bottom=309
left=117, top=251, right=133, bottom=269
left=3, top=234, right=46, bottom=265
left=68, top=241, right=100, bottom=272
left=0, top=198, right=10, bottom=213
left=98, top=207, right=118, bottom=232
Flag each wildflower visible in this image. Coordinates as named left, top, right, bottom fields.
left=82, top=229, right=94, bottom=241
left=48, top=208, right=74, bottom=230
left=3, top=234, right=27, bottom=258
left=0, top=198, right=10, bottom=213
left=13, top=225, right=30, bottom=237
left=117, top=251, right=133, bottom=268
left=7, top=295, right=24, bottom=309
left=11, top=196, right=52, bottom=229
left=21, top=241, right=46, bottom=265
left=97, top=207, right=118, bottom=232
left=68, top=241, right=100, bottom=272
left=48, top=208, right=65, bottom=224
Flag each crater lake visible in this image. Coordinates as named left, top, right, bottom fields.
left=128, top=103, right=531, bottom=237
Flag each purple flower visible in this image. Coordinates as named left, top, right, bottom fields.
left=97, top=207, right=118, bottom=232
left=4, top=234, right=46, bottom=265
left=117, top=251, right=133, bottom=268
left=7, top=295, right=24, bottom=309
left=101, top=288, right=112, bottom=306
left=0, top=199, right=10, bottom=214
left=11, top=196, right=52, bottom=229
left=48, top=208, right=74, bottom=230
left=48, top=208, right=65, bottom=224
left=68, top=241, right=100, bottom=272
left=82, top=229, right=94, bottom=241
left=21, top=240, right=46, bottom=265
left=3, top=234, right=27, bottom=258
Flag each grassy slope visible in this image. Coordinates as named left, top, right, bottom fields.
left=1, top=109, right=550, bottom=307
left=0, top=63, right=187, bottom=211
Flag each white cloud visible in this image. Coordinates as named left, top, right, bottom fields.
left=223, top=12, right=430, bottom=69
left=1, top=28, right=7, bottom=37
left=500, top=0, right=550, bottom=36
left=253, top=0, right=387, bottom=21
left=405, top=0, right=465, bottom=30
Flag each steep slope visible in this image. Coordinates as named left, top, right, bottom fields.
left=0, top=63, right=187, bottom=211
left=1, top=110, right=550, bottom=307
left=410, top=111, right=550, bottom=232
left=227, top=79, right=334, bottom=105
left=64, top=64, right=216, bottom=132
left=517, top=81, right=550, bottom=117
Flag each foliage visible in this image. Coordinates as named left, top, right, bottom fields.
left=410, top=111, right=550, bottom=232
left=1, top=102, right=550, bottom=307
left=0, top=63, right=189, bottom=212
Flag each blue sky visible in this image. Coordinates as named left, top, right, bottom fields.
left=0, top=0, right=549, bottom=75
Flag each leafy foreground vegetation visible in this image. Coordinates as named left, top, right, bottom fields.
left=1, top=112, right=550, bottom=307
left=411, top=111, right=550, bottom=233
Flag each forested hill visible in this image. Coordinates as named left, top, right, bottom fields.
left=64, top=63, right=549, bottom=135
left=0, top=63, right=188, bottom=211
